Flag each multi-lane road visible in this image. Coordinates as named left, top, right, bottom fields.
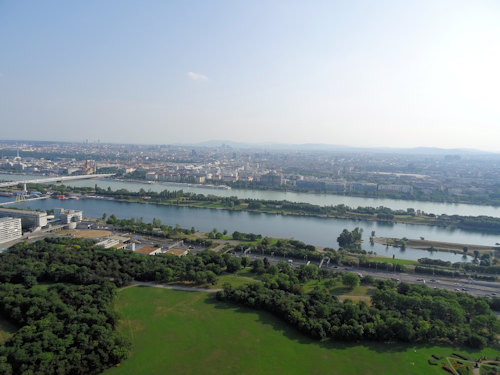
left=241, top=251, right=500, bottom=298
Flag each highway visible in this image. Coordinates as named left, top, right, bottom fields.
left=237, top=251, right=500, bottom=298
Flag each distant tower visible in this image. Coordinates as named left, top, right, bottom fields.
left=14, top=148, right=21, bottom=162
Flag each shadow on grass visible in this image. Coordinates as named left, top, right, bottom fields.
left=330, top=286, right=352, bottom=295
left=202, top=293, right=500, bottom=357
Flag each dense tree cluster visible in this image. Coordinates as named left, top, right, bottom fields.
left=231, top=231, right=262, bottom=241
left=0, top=238, right=241, bottom=287
left=0, top=238, right=252, bottom=374
left=105, top=215, right=198, bottom=238
left=418, top=258, right=452, bottom=267
left=357, top=257, right=406, bottom=272
left=233, top=238, right=322, bottom=261
left=0, top=282, right=129, bottom=375
left=218, top=269, right=500, bottom=348
left=337, top=227, right=363, bottom=249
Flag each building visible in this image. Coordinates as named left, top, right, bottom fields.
left=0, top=217, right=22, bottom=244
left=96, top=239, right=121, bottom=249
left=377, top=184, right=413, bottom=193
left=165, top=248, right=189, bottom=257
left=54, top=208, right=83, bottom=224
left=260, top=172, right=283, bottom=187
left=0, top=208, right=47, bottom=230
left=135, top=246, right=162, bottom=255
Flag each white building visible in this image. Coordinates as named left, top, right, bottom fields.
left=0, top=217, right=22, bottom=244
left=0, top=208, right=47, bottom=230
left=54, top=208, right=83, bottom=224
left=96, top=239, right=120, bottom=249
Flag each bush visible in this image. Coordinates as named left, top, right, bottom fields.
left=442, top=365, right=454, bottom=374
left=452, top=353, right=469, bottom=360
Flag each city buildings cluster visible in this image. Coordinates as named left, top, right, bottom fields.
left=1, top=140, right=500, bottom=199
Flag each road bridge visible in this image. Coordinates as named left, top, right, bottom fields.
left=0, top=174, right=114, bottom=188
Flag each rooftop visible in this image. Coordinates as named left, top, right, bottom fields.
left=135, top=246, right=161, bottom=255
left=0, top=207, right=47, bottom=215
left=165, top=248, right=188, bottom=256
left=0, top=217, right=21, bottom=223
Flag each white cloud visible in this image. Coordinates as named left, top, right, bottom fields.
left=187, top=71, right=208, bottom=81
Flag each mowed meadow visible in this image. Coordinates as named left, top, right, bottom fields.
left=104, top=286, right=499, bottom=375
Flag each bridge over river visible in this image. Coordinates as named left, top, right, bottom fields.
left=0, top=174, right=114, bottom=188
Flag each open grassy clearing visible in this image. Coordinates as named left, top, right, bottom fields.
left=207, top=274, right=258, bottom=289
left=366, top=256, right=418, bottom=265
left=235, top=268, right=262, bottom=279
left=302, top=279, right=374, bottom=297
left=105, top=287, right=498, bottom=375
left=0, top=316, right=17, bottom=343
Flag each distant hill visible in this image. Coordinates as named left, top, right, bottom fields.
left=184, top=140, right=494, bottom=155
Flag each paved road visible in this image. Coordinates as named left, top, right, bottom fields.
left=237, top=251, right=500, bottom=298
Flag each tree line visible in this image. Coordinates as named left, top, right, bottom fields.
left=217, top=262, right=500, bottom=348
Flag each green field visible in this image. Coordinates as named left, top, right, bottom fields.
left=302, top=279, right=374, bottom=296
left=105, top=286, right=499, bottom=375
left=0, top=316, right=16, bottom=343
left=367, top=256, right=418, bottom=265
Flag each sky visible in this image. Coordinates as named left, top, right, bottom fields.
left=1, top=1, right=500, bottom=150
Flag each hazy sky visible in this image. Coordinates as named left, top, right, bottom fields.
left=1, top=1, right=499, bottom=150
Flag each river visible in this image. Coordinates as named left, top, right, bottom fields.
left=2, top=172, right=500, bottom=217
left=1, top=195, right=495, bottom=262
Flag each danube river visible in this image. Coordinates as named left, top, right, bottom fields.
left=2, top=173, right=500, bottom=261
left=2, top=173, right=500, bottom=217
left=3, top=195, right=496, bottom=262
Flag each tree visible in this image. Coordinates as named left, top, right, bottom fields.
left=248, top=202, right=262, bottom=209
left=337, top=229, right=352, bottom=248
left=342, top=273, right=360, bottom=289
left=225, top=257, right=242, bottom=273
left=337, top=228, right=363, bottom=249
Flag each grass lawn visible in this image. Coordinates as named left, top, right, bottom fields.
left=367, top=256, right=418, bottom=265
left=105, top=286, right=498, bottom=375
left=302, top=279, right=373, bottom=297
left=235, top=267, right=262, bottom=279
left=207, top=274, right=258, bottom=289
left=0, top=316, right=16, bottom=343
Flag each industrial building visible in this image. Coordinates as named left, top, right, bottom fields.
left=0, top=217, right=22, bottom=244
left=0, top=208, right=47, bottom=230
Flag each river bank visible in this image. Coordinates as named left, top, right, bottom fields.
left=86, top=192, right=500, bottom=234
left=373, top=237, right=498, bottom=254
left=4, top=172, right=500, bottom=218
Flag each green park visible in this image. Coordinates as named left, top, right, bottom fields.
left=105, top=286, right=499, bottom=375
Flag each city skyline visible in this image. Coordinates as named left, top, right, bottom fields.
left=1, top=1, right=500, bottom=151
